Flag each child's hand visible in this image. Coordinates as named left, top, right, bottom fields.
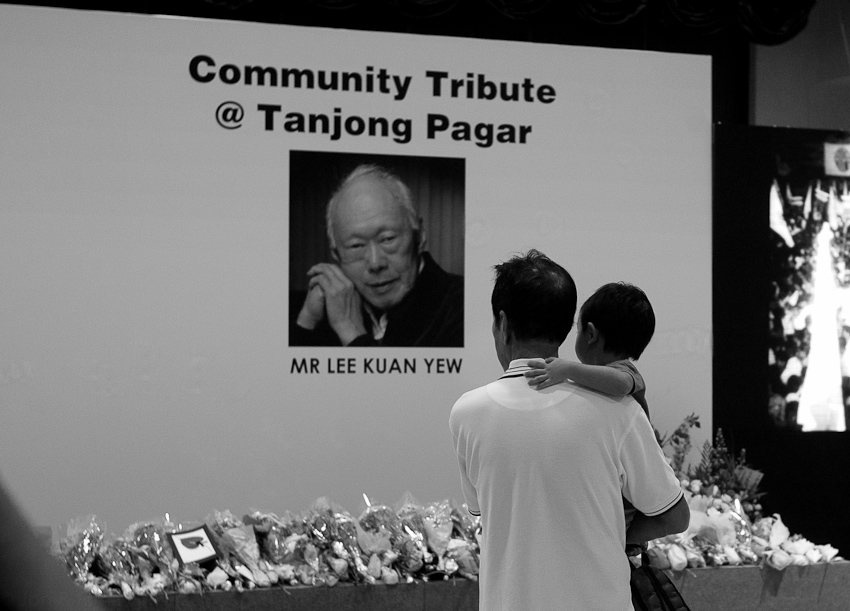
left=524, top=358, right=558, bottom=389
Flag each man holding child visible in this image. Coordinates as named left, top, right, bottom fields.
left=449, top=250, right=688, bottom=611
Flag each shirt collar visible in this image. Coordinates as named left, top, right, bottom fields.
left=499, top=359, right=537, bottom=379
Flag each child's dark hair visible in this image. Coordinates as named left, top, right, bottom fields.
left=579, top=282, right=655, bottom=359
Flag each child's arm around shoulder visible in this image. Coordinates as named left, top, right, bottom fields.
left=525, top=357, right=635, bottom=396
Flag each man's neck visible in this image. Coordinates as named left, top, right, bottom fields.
left=505, top=340, right=560, bottom=365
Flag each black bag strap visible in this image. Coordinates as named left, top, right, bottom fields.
left=629, top=552, right=692, bottom=611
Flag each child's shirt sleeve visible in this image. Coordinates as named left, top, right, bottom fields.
left=606, top=360, right=644, bottom=395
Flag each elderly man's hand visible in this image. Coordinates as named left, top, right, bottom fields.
left=302, top=263, right=368, bottom=345
left=296, top=280, right=327, bottom=330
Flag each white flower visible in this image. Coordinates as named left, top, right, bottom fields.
left=381, top=567, right=400, bottom=584
left=805, top=548, right=823, bottom=564
left=790, top=553, right=809, bottom=566
left=766, top=549, right=792, bottom=570
left=768, top=515, right=791, bottom=549
left=817, top=544, right=840, bottom=562
left=206, top=567, right=230, bottom=588
left=685, top=548, right=706, bottom=568
left=722, top=545, right=742, bottom=565
left=688, top=495, right=712, bottom=513
left=667, top=544, right=688, bottom=571
left=689, top=480, right=702, bottom=493
left=781, top=537, right=814, bottom=555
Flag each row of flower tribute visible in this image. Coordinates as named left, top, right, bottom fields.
left=56, top=416, right=840, bottom=599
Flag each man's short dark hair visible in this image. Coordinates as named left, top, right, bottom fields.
left=579, top=282, right=655, bottom=359
left=491, top=250, right=577, bottom=344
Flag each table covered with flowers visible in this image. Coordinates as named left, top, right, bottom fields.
left=56, top=416, right=846, bottom=610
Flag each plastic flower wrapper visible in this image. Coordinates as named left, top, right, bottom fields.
left=356, top=496, right=398, bottom=557
left=703, top=544, right=730, bottom=567
left=445, top=537, right=479, bottom=580
left=123, top=519, right=178, bottom=587
left=306, top=498, right=345, bottom=549
left=735, top=543, right=759, bottom=565
left=97, top=537, right=139, bottom=599
left=176, top=571, right=206, bottom=594
left=331, top=507, right=372, bottom=583
left=450, top=499, right=481, bottom=546
left=58, top=515, right=103, bottom=581
left=767, top=514, right=790, bottom=548
left=750, top=513, right=790, bottom=548
left=391, top=535, right=423, bottom=577
left=421, top=499, right=454, bottom=559
left=218, top=524, right=271, bottom=587
left=244, top=509, right=291, bottom=565
left=686, top=509, right=737, bottom=547
left=394, top=493, right=431, bottom=567
left=207, top=509, right=244, bottom=538
left=749, top=536, right=770, bottom=558
left=255, top=512, right=325, bottom=585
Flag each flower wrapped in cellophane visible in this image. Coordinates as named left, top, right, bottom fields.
left=391, top=492, right=430, bottom=579
left=419, top=499, right=459, bottom=578
left=448, top=499, right=481, bottom=579
left=217, top=521, right=274, bottom=588
left=122, top=518, right=178, bottom=596
left=304, top=497, right=367, bottom=586
left=648, top=416, right=842, bottom=570
left=356, top=495, right=405, bottom=584
left=94, top=536, right=137, bottom=599
left=58, top=515, right=107, bottom=595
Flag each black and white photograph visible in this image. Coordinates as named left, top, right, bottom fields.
left=288, top=151, right=465, bottom=347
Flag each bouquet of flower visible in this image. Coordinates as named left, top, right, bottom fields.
left=648, top=416, right=841, bottom=571
left=356, top=495, right=403, bottom=584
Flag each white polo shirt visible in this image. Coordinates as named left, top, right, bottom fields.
left=449, top=359, right=683, bottom=611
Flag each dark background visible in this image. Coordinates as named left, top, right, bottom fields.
left=714, top=124, right=850, bottom=554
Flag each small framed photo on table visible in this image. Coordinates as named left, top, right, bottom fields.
left=167, top=524, right=220, bottom=566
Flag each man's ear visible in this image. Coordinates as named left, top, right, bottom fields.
left=498, top=310, right=512, bottom=343
left=414, top=220, right=427, bottom=254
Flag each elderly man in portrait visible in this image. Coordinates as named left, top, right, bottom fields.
left=290, top=164, right=464, bottom=347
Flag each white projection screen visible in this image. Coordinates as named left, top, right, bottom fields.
left=0, top=5, right=712, bottom=533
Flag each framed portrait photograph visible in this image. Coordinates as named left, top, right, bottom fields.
left=288, top=151, right=465, bottom=348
